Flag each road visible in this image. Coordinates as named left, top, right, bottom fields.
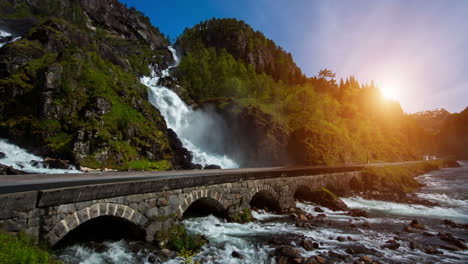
left=0, top=161, right=426, bottom=195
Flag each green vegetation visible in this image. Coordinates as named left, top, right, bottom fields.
left=155, top=224, right=207, bottom=253
left=176, top=18, right=430, bottom=166
left=0, top=231, right=61, bottom=264
left=229, top=208, right=253, bottom=223
left=362, top=161, right=443, bottom=192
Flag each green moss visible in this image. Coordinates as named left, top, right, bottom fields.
left=229, top=208, right=253, bottom=223
left=363, top=161, right=443, bottom=192
left=318, top=187, right=339, bottom=199
left=155, top=225, right=207, bottom=253
left=0, top=230, right=62, bottom=264
left=123, top=159, right=171, bottom=171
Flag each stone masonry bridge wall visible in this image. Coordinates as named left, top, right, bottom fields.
left=0, top=167, right=363, bottom=246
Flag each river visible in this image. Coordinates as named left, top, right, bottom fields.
left=55, top=161, right=468, bottom=264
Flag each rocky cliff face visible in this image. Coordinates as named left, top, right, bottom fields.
left=0, top=0, right=193, bottom=170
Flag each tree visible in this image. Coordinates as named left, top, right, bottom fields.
left=318, top=69, right=336, bottom=79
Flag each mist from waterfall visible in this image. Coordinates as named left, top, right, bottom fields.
left=140, top=47, right=238, bottom=168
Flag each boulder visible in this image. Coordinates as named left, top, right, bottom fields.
left=0, top=164, right=27, bottom=175
left=0, top=152, right=5, bottom=159
left=204, top=164, right=221, bottom=170
left=231, top=251, right=244, bottom=259
left=44, top=158, right=70, bottom=169
left=347, top=209, right=369, bottom=218
left=274, top=246, right=302, bottom=263
left=306, top=188, right=348, bottom=211
left=409, top=219, right=425, bottom=230
left=380, top=241, right=400, bottom=250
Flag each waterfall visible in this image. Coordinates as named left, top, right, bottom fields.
left=0, top=139, right=80, bottom=174
left=0, top=29, right=21, bottom=48
left=140, top=47, right=238, bottom=169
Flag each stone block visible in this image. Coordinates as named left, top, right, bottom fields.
left=57, top=204, right=76, bottom=214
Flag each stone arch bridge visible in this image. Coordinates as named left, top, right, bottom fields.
left=0, top=165, right=376, bottom=246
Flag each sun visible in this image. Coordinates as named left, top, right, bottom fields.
left=380, top=84, right=398, bottom=100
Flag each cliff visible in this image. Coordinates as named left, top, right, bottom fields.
left=0, top=0, right=193, bottom=170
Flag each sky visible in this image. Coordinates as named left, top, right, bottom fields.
left=120, top=0, right=468, bottom=113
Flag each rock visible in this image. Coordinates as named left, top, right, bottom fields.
left=147, top=254, right=156, bottom=263
left=347, top=209, right=369, bottom=218
left=409, top=219, right=425, bottom=230
left=337, top=236, right=346, bottom=242
left=314, top=207, right=324, bottom=213
left=275, top=246, right=302, bottom=261
left=423, top=231, right=435, bottom=236
left=300, top=238, right=316, bottom=251
left=409, top=241, right=419, bottom=250
left=159, top=248, right=174, bottom=259
left=203, top=164, right=221, bottom=170
left=305, top=188, right=349, bottom=211
left=317, top=214, right=327, bottom=218
left=29, top=160, right=42, bottom=168
left=44, top=157, right=70, bottom=169
left=403, top=225, right=413, bottom=232
left=438, top=232, right=467, bottom=249
left=299, top=214, right=308, bottom=221
left=380, top=241, right=400, bottom=250
left=314, top=255, right=326, bottom=264
left=360, top=255, right=372, bottom=263
left=0, top=164, right=27, bottom=175
left=231, top=251, right=244, bottom=259
left=424, top=246, right=443, bottom=255
left=0, top=152, right=5, bottom=159
left=362, top=222, right=371, bottom=228
left=440, top=244, right=462, bottom=251
left=442, top=219, right=468, bottom=229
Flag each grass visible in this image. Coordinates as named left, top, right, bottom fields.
left=155, top=224, right=207, bottom=253
left=229, top=208, right=253, bottom=223
left=362, top=161, right=443, bottom=192
left=0, top=231, right=61, bottom=264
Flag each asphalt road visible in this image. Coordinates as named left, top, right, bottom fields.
left=0, top=161, right=426, bottom=195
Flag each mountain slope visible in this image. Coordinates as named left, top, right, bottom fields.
left=0, top=0, right=193, bottom=170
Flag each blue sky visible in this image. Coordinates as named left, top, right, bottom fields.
left=120, top=0, right=468, bottom=113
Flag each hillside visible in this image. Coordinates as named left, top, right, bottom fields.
left=0, top=0, right=193, bottom=170
left=437, top=107, right=468, bottom=159
left=173, top=18, right=431, bottom=166
left=411, top=108, right=450, bottom=134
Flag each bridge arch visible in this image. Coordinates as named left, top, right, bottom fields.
left=176, top=189, right=228, bottom=219
left=46, top=203, right=148, bottom=246
left=293, top=185, right=314, bottom=202
left=248, top=184, right=281, bottom=212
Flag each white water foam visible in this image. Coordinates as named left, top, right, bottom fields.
left=140, top=47, right=238, bottom=168
left=342, top=196, right=468, bottom=222
left=0, top=138, right=80, bottom=174
left=252, top=209, right=288, bottom=221
left=0, top=29, right=21, bottom=48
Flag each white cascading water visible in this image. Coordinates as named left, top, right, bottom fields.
left=140, top=47, right=238, bottom=168
left=0, top=138, right=81, bottom=174
left=0, top=29, right=21, bottom=48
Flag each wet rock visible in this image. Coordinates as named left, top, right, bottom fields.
left=29, top=160, right=42, bottom=168
left=44, top=157, right=70, bottom=169
left=424, top=246, right=443, bottom=255
left=300, top=238, right=316, bottom=251
left=409, top=241, right=419, bottom=250
left=441, top=244, right=462, bottom=251
left=275, top=245, right=302, bottom=263
left=317, top=213, right=327, bottom=218
left=0, top=164, right=27, bottom=175
left=231, top=251, right=244, bottom=259
left=306, top=188, right=348, bottom=211
left=438, top=232, right=467, bottom=249
left=347, top=209, right=369, bottom=218
left=409, top=219, right=425, bottom=230
left=380, top=240, right=400, bottom=250
left=362, top=222, right=371, bottom=228
left=422, top=231, right=435, bottom=237
left=298, top=214, right=308, bottom=221
left=147, top=254, right=156, bottom=263
left=314, top=207, right=324, bottom=213
left=314, top=255, right=326, bottom=264
left=203, top=164, right=222, bottom=170
left=403, top=225, right=413, bottom=232
left=360, top=255, right=372, bottom=263
left=337, top=236, right=346, bottom=242
left=327, top=251, right=351, bottom=262
left=0, top=152, right=5, bottom=159
left=442, top=219, right=468, bottom=229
